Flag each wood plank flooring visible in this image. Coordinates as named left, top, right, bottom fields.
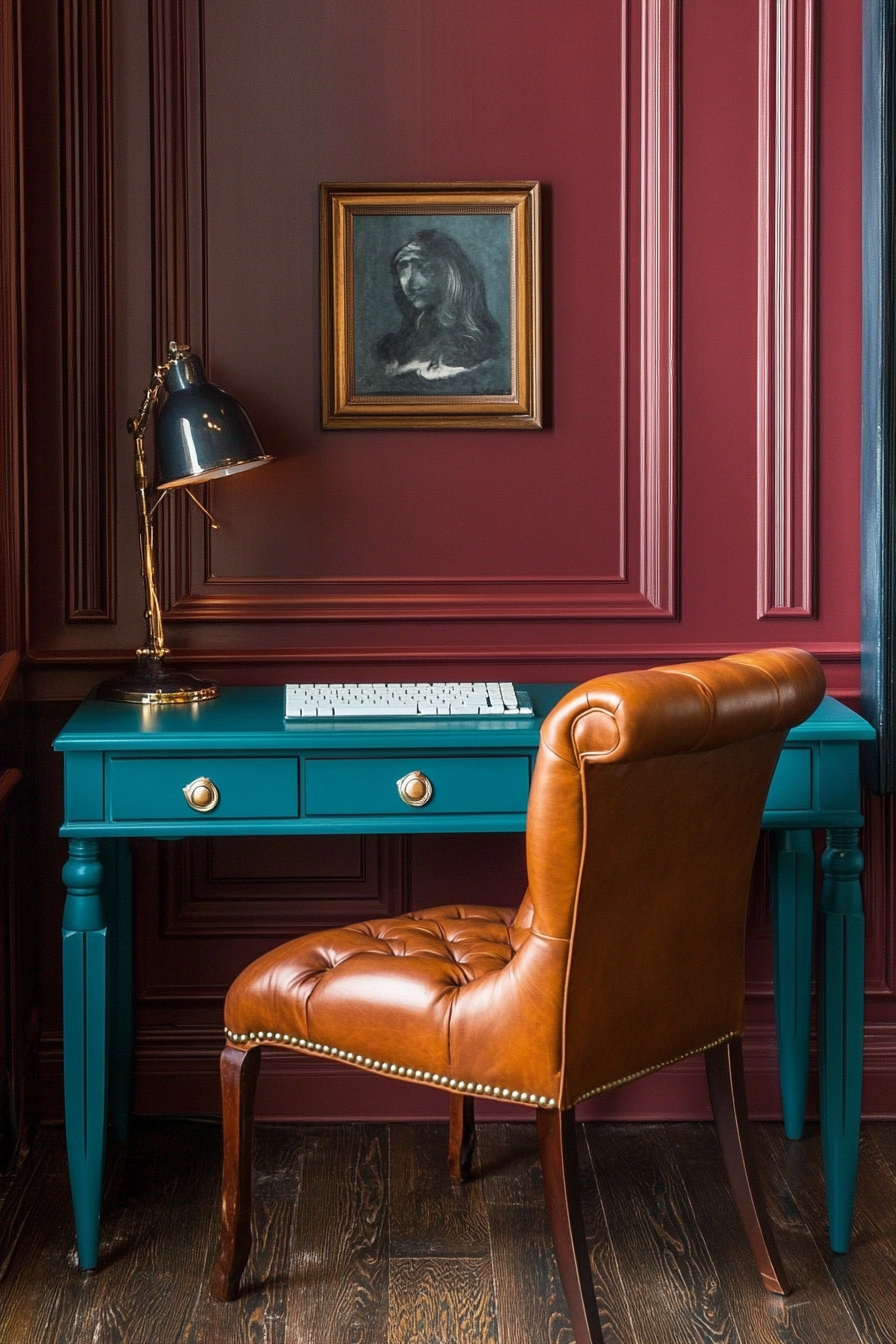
left=0, top=1119, right=893, bottom=1343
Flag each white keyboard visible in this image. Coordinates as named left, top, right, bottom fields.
left=284, top=681, right=534, bottom=719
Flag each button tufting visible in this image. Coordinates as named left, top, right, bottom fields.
left=223, top=904, right=551, bottom=1106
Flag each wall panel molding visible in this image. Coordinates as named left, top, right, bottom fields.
left=22, top=640, right=863, bottom=669
left=159, top=834, right=408, bottom=940
left=149, top=0, right=681, bottom=625
left=149, top=0, right=207, bottom=614
left=757, top=0, right=817, bottom=618
left=149, top=0, right=207, bottom=354
left=36, top=1022, right=896, bottom=1123
left=639, top=0, right=679, bottom=617
left=60, top=0, right=116, bottom=623
left=1, top=0, right=26, bottom=652
left=21, top=641, right=863, bottom=706
left=132, top=833, right=409, bottom=1004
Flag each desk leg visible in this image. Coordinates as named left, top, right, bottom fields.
left=819, top=827, right=865, bottom=1254
left=103, top=840, right=132, bottom=1144
left=61, top=839, right=108, bottom=1271
left=769, top=829, right=815, bottom=1139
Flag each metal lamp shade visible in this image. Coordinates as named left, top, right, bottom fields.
left=155, top=352, right=272, bottom=489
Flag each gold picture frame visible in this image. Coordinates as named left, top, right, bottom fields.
left=320, top=182, right=541, bottom=429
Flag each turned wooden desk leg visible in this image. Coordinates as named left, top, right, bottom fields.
left=209, top=1044, right=261, bottom=1301
left=61, top=839, right=108, bottom=1272
left=448, top=1094, right=475, bottom=1182
left=819, top=827, right=865, bottom=1254
left=769, top=829, right=815, bottom=1140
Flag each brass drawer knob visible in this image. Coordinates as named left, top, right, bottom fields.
left=396, top=770, right=433, bottom=808
left=183, top=776, right=220, bottom=812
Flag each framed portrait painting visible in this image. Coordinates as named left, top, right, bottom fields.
left=320, top=182, right=541, bottom=428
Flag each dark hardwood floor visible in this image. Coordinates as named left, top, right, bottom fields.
left=0, top=1118, right=894, bottom=1343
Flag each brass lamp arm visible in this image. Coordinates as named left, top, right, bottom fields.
left=128, top=364, right=165, bottom=444
left=128, top=356, right=177, bottom=659
left=127, top=341, right=188, bottom=439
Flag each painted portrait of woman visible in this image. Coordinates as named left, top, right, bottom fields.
left=344, top=198, right=526, bottom=409
left=374, top=229, right=504, bottom=385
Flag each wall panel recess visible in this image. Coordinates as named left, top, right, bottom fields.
left=149, top=0, right=681, bottom=627
left=133, top=834, right=409, bottom=1003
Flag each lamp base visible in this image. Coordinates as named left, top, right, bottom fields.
left=95, top=652, right=218, bottom=705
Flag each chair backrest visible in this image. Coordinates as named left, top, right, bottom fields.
left=518, top=648, right=825, bottom=1108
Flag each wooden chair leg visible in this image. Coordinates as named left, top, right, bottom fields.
left=705, top=1038, right=791, bottom=1295
left=448, top=1094, right=476, bottom=1182
left=208, top=1044, right=261, bottom=1301
left=537, top=1106, right=603, bottom=1344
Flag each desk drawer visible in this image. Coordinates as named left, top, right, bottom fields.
left=108, top=756, right=298, bottom=821
left=304, top=755, right=530, bottom=817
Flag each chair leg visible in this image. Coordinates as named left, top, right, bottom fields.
left=208, top=1044, right=261, bottom=1301
left=448, top=1094, right=476, bottom=1182
left=705, top=1038, right=791, bottom=1295
left=537, top=1106, right=603, bottom=1344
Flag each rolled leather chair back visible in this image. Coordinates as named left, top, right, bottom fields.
left=516, top=648, right=825, bottom=1109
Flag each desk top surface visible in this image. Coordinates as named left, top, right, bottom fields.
left=54, top=685, right=873, bottom=753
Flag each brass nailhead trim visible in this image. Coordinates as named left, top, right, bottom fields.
left=223, top=1027, right=556, bottom=1108
left=569, top=1032, right=738, bottom=1106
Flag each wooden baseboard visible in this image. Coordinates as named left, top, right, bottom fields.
left=35, top=1022, right=896, bottom=1124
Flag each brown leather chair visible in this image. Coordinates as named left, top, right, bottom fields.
left=209, top=648, right=825, bottom=1342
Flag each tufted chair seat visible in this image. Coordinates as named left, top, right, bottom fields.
left=222, top=905, right=545, bottom=1086
left=209, top=648, right=826, bottom=1343
left=222, top=899, right=572, bottom=1107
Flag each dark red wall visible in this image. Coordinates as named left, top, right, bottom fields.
left=11, top=1, right=888, bottom=1124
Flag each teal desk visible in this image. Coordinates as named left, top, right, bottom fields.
left=54, top=686, right=874, bottom=1269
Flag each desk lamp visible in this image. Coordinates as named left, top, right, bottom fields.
left=97, top=342, right=273, bottom=704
